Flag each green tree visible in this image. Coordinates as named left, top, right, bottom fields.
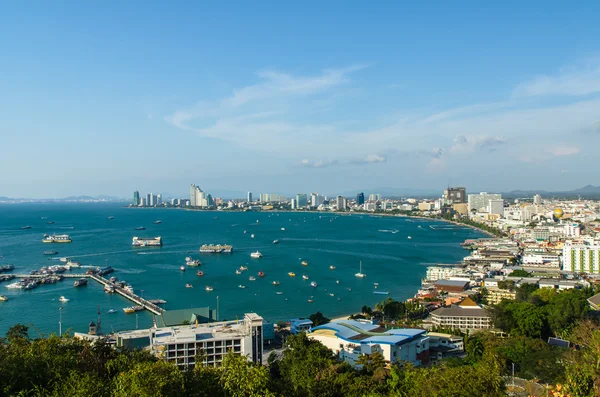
left=510, top=269, right=532, bottom=277
left=112, top=361, right=187, bottom=397
left=309, top=311, right=330, bottom=326
left=220, top=351, right=275, bottom=397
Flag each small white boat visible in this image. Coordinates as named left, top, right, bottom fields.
left=408, top=236, right=412, bottom=239
left=236, top=270, right=242, bottom=275
left=107, top=309, right=117, bottom=314
left=251, top=234, right=255, bottom=239
left=355, top=261, right=366, bottom=278
left=329, top=293, right=335, bottom=297
left=249, top=276, right=256, bottom=281
left=205, top=286, right=214, bottom=291
left=239, top=266, right=248, bottom=271
left=0, top=295, right=8, bottom=302
left=329, top=265, right=336, bottom=270
left=272, top=281, right=280, bottom=286
left=185, top=284, right=193, bottom=288
left=180, top=266, right=186, bottom=272
left=281, top=227, right=285, bottom=231
left=273, top=239, right=279, bottom=244
left=336, top=280, right=340, bottom=284
left=59, top=296, right=69, bottom=303
left=244, top=230, right=247, bottom=234
left=238, top=285, right=246, bottom=289
left=302, top=275, right=309, bottom=280
left=250, top=251, right=262, bottom=258
left=276, top=291, right=284, bottom=295
left=310, top=281, right=317, bottom=288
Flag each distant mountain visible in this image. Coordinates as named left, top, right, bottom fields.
left=503, top=185, right=600, bottom=198
left=0, top=195, right=126, bottom=202
left=338, top=187, right=439, bottom=198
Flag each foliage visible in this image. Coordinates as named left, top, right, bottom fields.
left=510, top=269, right=532, bottom=277
left=309, top=311, right=330, bottom=326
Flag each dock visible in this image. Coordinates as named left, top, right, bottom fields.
left=10, top=273, right=164, bottom=315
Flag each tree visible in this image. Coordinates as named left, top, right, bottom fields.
left=383, top=300, right=406, bottom=321
left=547, top=289, right=590, bottom=336
left=510, top=269, right=532, bottom=277
left=112, top=361, right=187, bottom=397
left=516, top=283, right=539, bottom=302
left=309, top=312, right=330, bottom=326
left=361, top=305, right=373, bottom=317
left=220, top=352, right=274, bottom=397
left=356, top=351, right=387, bottom=373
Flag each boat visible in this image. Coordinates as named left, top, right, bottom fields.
left=301, top=261, right=308, bottom=266
left=205, top=286, right=214, bottom=292
left=59, top=296, right=70, bottom=302
left=302, top=275, right=309, bottom=280
left=107, top=309, right=117, bottom=314
left=47, top=221, right=55, bottom=224
left=199, top=244, right=233, bottom=253
left=124, top=285, right=134, bottom=294
left=21, top=226, right=32, bottom=230
left=239, top=266, right=248, bottom=271
left=135, top=226, right=146, bottom=230
left=180, top=266, right=186, bottom=272
left=276, top=291, right=284, bottom=295
left=329, top=265, right=336, bottom=270
left=186, top=258, right=201, bottom=267
left=243, top=230, right=247, bottom=234
left=132, top=236, right=162, bottom=247
left=43, top=250, right=58, bottom=255
left=355, top=261, right=366, bottom=278
left=0, top=264, right=15, bottom=273
left=408, top=236, right=412, bottom=239
left=273, top=239, right=279, bottom=244
left=185, top=283, right=193, bottom=288
left=0, top=295, right=8, bottom=301
left=73, top=278, right=88, bottom=287
left=336, top=280, right=340, bottom=284
left=272, top=281, right=280, bottom=286
left=374, top=291, right=390, bottom=295
left=249, top=276, right=256, bottom=281
left=250, top=234, right=255, bottom=239
left=250, top=251, right=262, bottom=258
left=347, top=287, right=352, bottom=291
left=109, top=276, right=117, bottom=283
left=235, top=270, right=242, bottom=275
left=107, top=216, right=115, bottom=220
left=149, top=299, right=167, bottom=305
left=374, top=282, right=379, bottom=288
left=310, top=281, right=317, bottom=288
left=238, top=285, right=246, bottom=289
left=281, top=228, right=285, bottom=231
left=6, top=282, right=24, bottom=289
left=288, top=272, right=296, bottom=277
left=329, top=293, right=335, bottom=297
left=197, top=270, right=204, bottom=277
left=123, top=307, right=137, bottom=314
left=59, top=257, right=69, bottom=263
left=42, top=234, right=72, bottom=243
left=258, top=271, right=265, bottom=277
left=153, top=220, right=162, bottom=224
left=307, top=299, right=313, bottom=303
left=104, top=285, right=115, bottom=293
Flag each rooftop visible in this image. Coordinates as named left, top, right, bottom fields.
left=310, top=319, right=426, bottom=345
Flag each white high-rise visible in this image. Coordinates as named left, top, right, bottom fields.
left=563, top=241, right=600, bottom=273
left=468, top=192, right=502, bottom=212
left=488, top=199, right=505, bottom=216
left=247, top=192, right=252, bottom=203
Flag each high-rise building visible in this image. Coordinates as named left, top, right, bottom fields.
left=443, top=187, right=466, bottom=205
left=296, top=194, right=308, bottom=208
left=190, top=184, right=206, bottom=207
left=336, top=196, right=347, bottom=211
left=310, top=193, right=324, bottom=208
left=259, top=193, right=269, bottom=203
left=190, top=184, right=197, bottom=206
left=157, top=194, right=162, bottom=205
left=146, top=194, right=151, bottom=207
left=488, top=199, right=505, bottom=216
left=247, top=192, right=252, bottom=203
left=563, top=241, right=600, bottom=273
left=468, top=192, right=502, bottom=212
left=149, top=193, right=156, bottom=206
left=290, top=199, right=297, bottom=209
left=133, top=191, right=140, bottom=206
left=533, top=194, right=542, bottom=205
left=368, top=193, right=381, bottom=202
left=356, top=192, right=365, bottom=206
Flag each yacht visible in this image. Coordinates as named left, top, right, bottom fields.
left=0, top=295, right=8, bottom=301
left=249, top=276, right=256, bottom=281
left=302, top=275, right=309, bottom=280
left=250, top=251, right=262, bottom=258
left=272, top=281, right=280, bottom=286
left=107, top=309, right=117, bottom=314
left=59, top=296, right=70, bottom=302
left=185, top=284, right=193, bottom=288
left=235, top=270, right=242, bottom=275
left=329, top=265, right=336, bottom=270
left=239, top=266, right=248, bottom=271
left=310, top=281, right=317, bottom=288
left=288, top=272, right=296, bottom=277
left=355, top=261, right=366, bottom=278
left=301, top=261, right=308, bottom=266
left=205, top=286, right=214, bottom=292
left=238, top=285, right=246, bottom=289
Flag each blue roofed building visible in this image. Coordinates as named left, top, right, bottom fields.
left=290, top=318, right=313, bottom=334
left=309, top=319, right=430, bottom=367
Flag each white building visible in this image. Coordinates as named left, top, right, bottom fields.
left=468, top=192, right=502, bottom=212
left=149, top=313, right=264, bottom=368
left=563, top=241, right=600, bottom=273
left=425, top=266, right=467, bottom=281
left=310, top=193, right=325, bottom=208
left=368, top=193, right=381, bottom=202
left=247, top=192, right=252, bottom=202
left=429, top=297, right=493, bottom=331
left=522, top=254, right=561, bottom=268
left=488, top=199, right=505, bottom=216
left=564, top=223, right=581, bottom=237
left=190, top=184, right=206, bottom=207
left=309, top=319, right=429, bottom=367
left=533, top=194, right=542, bottom=205
left=336, top=196, right=347, bottom=211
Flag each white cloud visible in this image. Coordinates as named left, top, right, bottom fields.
left=513, top=60, right=600, bottom=97
left=547, top=146, right=580, bottom=156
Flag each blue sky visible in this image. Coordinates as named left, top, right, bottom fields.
left=1, top=2, right=600, bottom=198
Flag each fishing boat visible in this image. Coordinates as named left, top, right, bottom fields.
left=235, top=270, right=242, bottom=275
left=310, top=281, right=317, bottom=288
left=196, top=270, right=204, bottom=277
left=250, top=251, right=262, bottom=258
left=272, top=281, right=280, bottom=286
left=302, top=275, right=309, bottom=280
left=239, top=266, right=248, bottom=271
left=355, top=261, right=366, bottom=278
left=329, top=265, right=336, bottom=270
left=59, top=296, right=69, bottom=302
left=185, top=284, right=193, bottom=288
left=249, top=276, right=256, bottom=281
left=258, top=271, right=265, bottom=277
left=288, top=272, right=296, bottom=277
left=205, top=286, right=214, bottom=292
left=0, top=295, right=7, bottom=302
left=238, top=285, right=246, bottom=289
left=301, top=261, right=308, bottom=266
left=107, top=309, right=117, bottom=314
left=180, top=266, right=186, bottom=272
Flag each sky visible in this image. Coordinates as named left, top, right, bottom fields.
left=1, top=2, right=600, bottom=198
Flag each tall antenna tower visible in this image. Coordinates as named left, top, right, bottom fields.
left=96, top=305, right=102, bottom=335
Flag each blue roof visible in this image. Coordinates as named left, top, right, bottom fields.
left=290, top=318, right=313, bottom=326
left=311, top=320, right=426, bottom=345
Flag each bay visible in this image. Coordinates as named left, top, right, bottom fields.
left=0, top=203, right=483, bottom=336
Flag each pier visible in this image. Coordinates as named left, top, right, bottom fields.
left=10, top=273, right=164, bottom=315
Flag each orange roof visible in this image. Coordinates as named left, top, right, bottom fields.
left=458, top=297, right=479, bottom=307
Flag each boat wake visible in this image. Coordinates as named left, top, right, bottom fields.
left=310, top=248, right=409, bottom=262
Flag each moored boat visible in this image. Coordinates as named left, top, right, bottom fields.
left=250, top=251, right=262, bottom=258
left=43, top=234, right=72, bottom=243
left=205, top=286, right=214, bottom=291
left=43, top=250, right=58, bottom=255
left=196, top=270, right=204, bottom=277
left=59, top=296, right=69, bottom=302
left=310, top=281, right=317, bottom=288
left=288, top=272, right=296, bottom=277
left=73, top=278, right=88, bottom=287
left=301, top=261, right=308, bottom=266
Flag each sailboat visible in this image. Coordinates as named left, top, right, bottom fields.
left=355, top=261, right=366, bottom=278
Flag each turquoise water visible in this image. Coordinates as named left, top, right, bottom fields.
left=0, top=203, right=483, bottom=336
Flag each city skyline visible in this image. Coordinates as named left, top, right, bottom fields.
left=2, top=2, right=600, bottom=198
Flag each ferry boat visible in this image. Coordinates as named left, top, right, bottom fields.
left=310, top=281, right=318, bottom=288
left=132, top=236, right=162, bottom=247
left=302, top=275, right=309, bottom=280
left=329, top=265, right=336, bottom=270
left=73, top=278, right=88, bottom=287
left=258, top=271, right=265, bottom=277
left=196, top=270, right=204, bottom=277
left=43, top=234, right=72, bottom=243
left=301, top=261, right=308, bottom=266
left=288, top=272, right=296, bottom=277
left=59, top=296, right=70, bottom=302
left=199, top=244, right=233, bottom=253
left=185, top=284, right=193, bottom=288
left=250, top=251, right=262, bottom=258
left=0, top=295, right=8, bottom=301
left=272, top=281, right=280, bottom=286
left=238, top=285, right=246, bottom=289
left=355, top=261, right=366, bottom=278
left=249, top=276, right=256, bottom=281
left=205, top=286, right=214, bottom=292
left=43, top=250, right=58, bottom=255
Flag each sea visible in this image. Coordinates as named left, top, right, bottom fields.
left=0, top=203, right=484, bottom=336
